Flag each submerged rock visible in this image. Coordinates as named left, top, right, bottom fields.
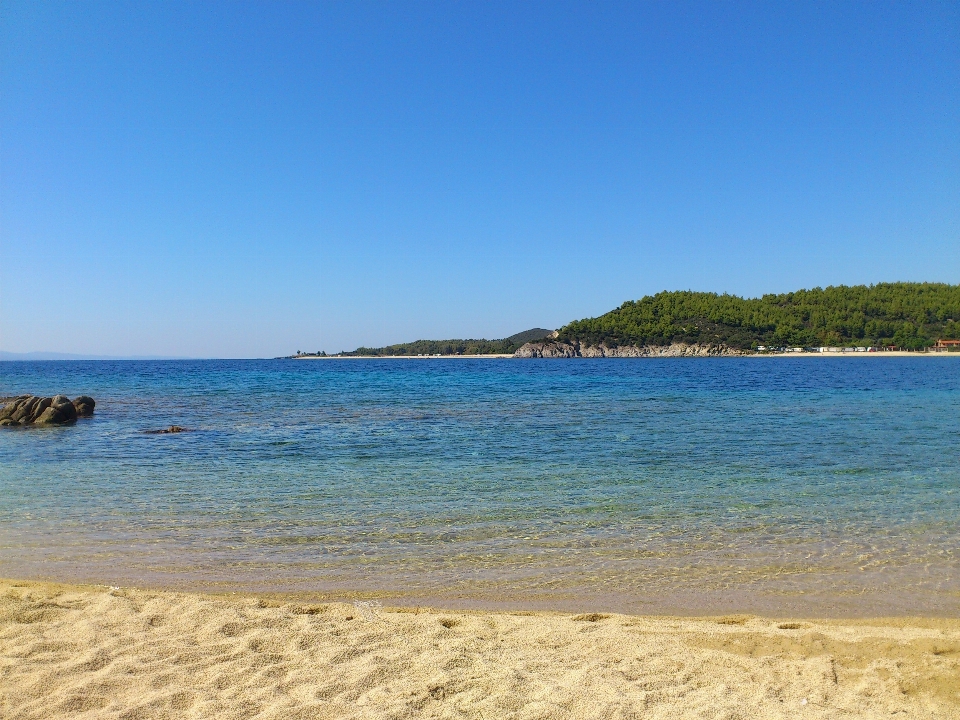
left=144, top=425, right=187, bottom=434
left=0, top=394, right=94, bottom=426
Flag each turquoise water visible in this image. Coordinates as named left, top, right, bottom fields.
left=1, top=358, right=958, bottom=616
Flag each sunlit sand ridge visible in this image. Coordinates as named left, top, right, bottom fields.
left=2, top=579, right=958, bottom=719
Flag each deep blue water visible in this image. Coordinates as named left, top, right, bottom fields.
left=1, top=358, right=958, bottom=615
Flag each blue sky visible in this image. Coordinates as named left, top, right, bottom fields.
left=2, top=1, right=958, bottom=357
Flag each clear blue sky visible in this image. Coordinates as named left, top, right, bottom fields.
left=2, top=1, right=958, bottom=357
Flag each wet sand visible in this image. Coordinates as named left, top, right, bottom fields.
left=2, top=578, right=958, bottom=719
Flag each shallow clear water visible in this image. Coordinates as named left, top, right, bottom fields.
left=1, top=358, right=958, bottom=616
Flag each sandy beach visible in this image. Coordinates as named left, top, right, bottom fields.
left=2, top=579, right=958, bottom=719
left=749, top=351, right=960, bottom=358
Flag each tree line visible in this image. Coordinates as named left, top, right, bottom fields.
left=342, top=338, right=524, bottom=356
left=556, top=283, right=960, bottom=350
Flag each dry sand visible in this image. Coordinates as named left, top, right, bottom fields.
left=1, top=579, right=958, bottom=719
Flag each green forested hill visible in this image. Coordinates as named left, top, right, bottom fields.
left=556, top=283, right=960, bottom=350
left=347, top=338, right=521, bottom=356
left=338, top=329, right=554, bottom=356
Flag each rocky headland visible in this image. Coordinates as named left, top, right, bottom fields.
left=514, top=340, right=747, bottom=358
left=0, top=395, right=96, bottom=426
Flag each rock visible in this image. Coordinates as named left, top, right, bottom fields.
left=35, top=399, right=77, bottom=425
left=514, top=341, right=580, bottom=358
left=144, top=426, right=187, bottom=434
left=73, top=396, right=96, bottom=416
left=11, top=396, right=42, bottom=423
left=0, top=394, right=94, bottom=427
left=0, top=401, right=24, bottom=424
left=31, top=407, right=54, bottom=425
left=28, top=397, right=53, bottom=422
left=0, top=397, right=27, bottom=424
left=515, top=340, right=746, bottom=358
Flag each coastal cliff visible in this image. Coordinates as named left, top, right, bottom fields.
left=515, top=340, right=745, bottom=358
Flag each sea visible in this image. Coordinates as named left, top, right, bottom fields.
left=1, top=358, right=958, bottom=616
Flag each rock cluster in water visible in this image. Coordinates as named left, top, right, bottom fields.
left=514, top=340, right=746, bottom=358
left=144, top=425, right=187, bottom=434
left=0, top=395, right=95, bottom=426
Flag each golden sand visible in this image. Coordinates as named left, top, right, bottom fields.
left=1, top=579, right=958, bottom=719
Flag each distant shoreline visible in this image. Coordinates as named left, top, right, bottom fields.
left=293, top=351, right=959, bottom=359
left=293, top=354, right=515, bottom=359
left=747, top=350, right=960, bottom=358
